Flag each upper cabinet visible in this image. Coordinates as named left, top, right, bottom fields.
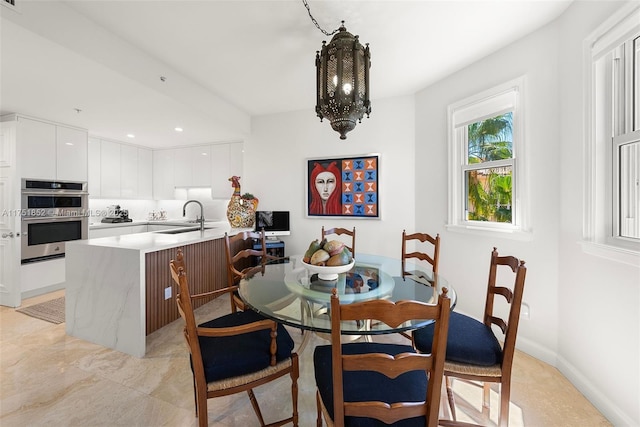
left=100, top=139, right=121, bottom=198
left=56, top=126, right=88, bottom=181
left=211, top=142, right=243, bottom=199
left=120, top=144, right=138, bottom=198
left=137, top=148, right=152, bottom=199
left=174, top=145, right=212, bottom=188
left=192, top=146, right=212, bottom=187
left=7, top=113, right=243, bottom=201
left=154, top=142, right=242, bottom=200
left=89, top=138, right=153, bottom=199
left=87, top=138, right=101, bottom=197
left=14, top=115, right=87, bottom=182
left=152, top=149, right=175, bottom=200
left=17, top=117, right=56, bottom=179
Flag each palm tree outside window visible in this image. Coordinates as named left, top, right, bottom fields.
left=464, top=112, right=514, bottom=223
left=447, top=77, right=529, bottom=237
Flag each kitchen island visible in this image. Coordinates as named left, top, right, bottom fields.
left=65, top=222, right=252, bottom=357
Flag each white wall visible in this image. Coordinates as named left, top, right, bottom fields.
left=415, top=1, right=638, bottom=425
left=416, top=0, right=562, bottom=364
left=244, top=95, right=416, bottom=258
left=556, top=2, right=639, bottom=426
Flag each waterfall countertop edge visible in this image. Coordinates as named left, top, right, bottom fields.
left=70, top=222, right=252, bottom=253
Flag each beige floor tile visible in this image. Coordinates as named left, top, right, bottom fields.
left=0, top=292, right=611, bottom=426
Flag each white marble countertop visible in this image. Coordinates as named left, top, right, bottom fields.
left=74, top=221, right=252, bottom=253
left=89, top=219, right=224, bottom=229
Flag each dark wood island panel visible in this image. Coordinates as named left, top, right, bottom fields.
left=145, top=236, right=250, bottom=334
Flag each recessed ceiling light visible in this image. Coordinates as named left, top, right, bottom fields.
left=65, top=142, right=74, bottom=146
left=175, top=127, right=183, bottom=132
left=127, top=134, right=135, bottom=138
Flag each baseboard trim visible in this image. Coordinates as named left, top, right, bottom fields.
left=515, top=337, right=637, bottom=425
left=515, top=335, right=557, bottom=366
left=21, top=282, right=65, bottom=300
left=556, top=355, right=636, bottom=426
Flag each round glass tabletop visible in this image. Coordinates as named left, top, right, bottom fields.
left=239, top=253, right=456, bottom=336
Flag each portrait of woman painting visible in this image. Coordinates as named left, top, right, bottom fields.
left=306, top=154, right=379, bottom=218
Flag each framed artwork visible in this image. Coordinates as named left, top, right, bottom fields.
left=306, top=154, right=379, bottom=218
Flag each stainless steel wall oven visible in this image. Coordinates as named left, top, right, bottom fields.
left=21, top=179, right=88, bottom=263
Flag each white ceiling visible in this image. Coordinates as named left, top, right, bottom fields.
left=0, top=0, right=573, bottom=148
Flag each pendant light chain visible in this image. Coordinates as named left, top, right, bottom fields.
left=302, top=0, right=339, bottom=36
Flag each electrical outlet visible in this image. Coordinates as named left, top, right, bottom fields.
left=164, top=287, right=172, bottom=300
left=520, top=302, right=530, bottom=319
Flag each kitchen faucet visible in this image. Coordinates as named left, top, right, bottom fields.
left=183, top=200, right=204, bottom=232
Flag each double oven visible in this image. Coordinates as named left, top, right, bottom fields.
left=21, top=179, right=89, bottom=263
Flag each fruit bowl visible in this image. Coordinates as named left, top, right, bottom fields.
left=301, top=259, right=355, bottom=281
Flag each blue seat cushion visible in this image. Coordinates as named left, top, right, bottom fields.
left=413, top=311, right=502, bottom=366
left=195, top=310, right=294, bottom=383
left=314, top=342, right=428, bottom=427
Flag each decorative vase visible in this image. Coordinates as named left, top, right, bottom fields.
left=226, top=176, right=257, bottom=228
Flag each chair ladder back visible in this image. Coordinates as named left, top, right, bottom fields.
left=500, top=260, right=527, bottom=370
left=328, top=287, right=450, bottom=427
left=225, top=231, right=266, bottom=281
left=170, top=250, right=207, bottom=389
left=482, top=248, right=502, bottom=328
left=321, top=226, right=356, bottom=256
left=482, top=247, right=527, bottom=367
left=341, top=352, right=434, bottom=378
left=401, top=230, right=441, bottom=276
left=340, top=298, right=442, bottom=330
left=224, top=230, right=266, bottom=312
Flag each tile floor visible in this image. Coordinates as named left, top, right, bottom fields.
left=0, top=290, right=611, bottom=426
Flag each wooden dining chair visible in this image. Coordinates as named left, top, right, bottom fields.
left=321, top=226, right=356, bottom=257
left=224, top=229, right=267, bottom=312
left=170, top=248, right=299, bottom=427
left=401, top=229, right=440, bottom=279
left=313, top=287, right=451, bottom=427
left=412, top=247, right=527, bottom=427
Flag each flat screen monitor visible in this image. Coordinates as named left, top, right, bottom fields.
left=255, top=211, right=290, bottom=237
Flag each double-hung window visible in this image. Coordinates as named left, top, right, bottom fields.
left=584, top=3, right=640, bottom=264
left=447, top=77, right=529, bottom=238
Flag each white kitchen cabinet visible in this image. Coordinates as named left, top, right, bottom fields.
left=173, top=147, right=191, bottom=188
left=15, top=116, right=88, bottom=181
left=211, top=142, right=243, bottom=199
left=153, top=149, right=175, bottom=200
left=173, top=145, right=212, bottom=189
left=137, top=147, right=152, bottom=199
left=17, top=117, right=56, bottom=179
left=120, top=144, right=138, bottom=198
left=192, top=145, right=212, bottom=187
left=4, top=115, right=88, bottom=182
left=56, top=125, right=88, bottom=181
left=90, top=139, right=152, bottom=199
left=100, top=140, right=121, bottom=198
left=88, top=137, right=101, bottom=197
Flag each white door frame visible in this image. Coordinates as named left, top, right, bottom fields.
left=0, top=121, right=21, bottom=307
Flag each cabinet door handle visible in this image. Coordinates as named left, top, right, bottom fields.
left=2, top=232, right=14, bottom=238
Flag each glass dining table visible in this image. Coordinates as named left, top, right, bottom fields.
left=238, top=253, right=456, bottom=351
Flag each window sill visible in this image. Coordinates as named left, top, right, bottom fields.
left=445, top=223, right=534, bottom=241
left=579, top=241, right=640, bottom=268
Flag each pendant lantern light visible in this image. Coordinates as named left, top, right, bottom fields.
left=315, top=22, right=371, bottom=140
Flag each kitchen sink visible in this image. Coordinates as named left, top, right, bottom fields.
left=155, top=226, right=215, bottom=235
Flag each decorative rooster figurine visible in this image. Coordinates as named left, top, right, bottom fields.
left=226, top=176, right=258, bottom=228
